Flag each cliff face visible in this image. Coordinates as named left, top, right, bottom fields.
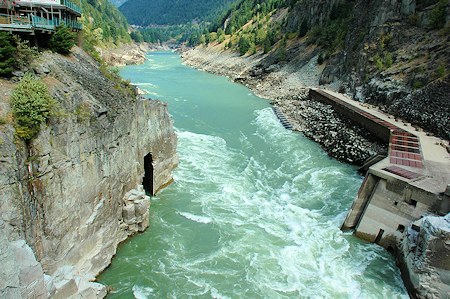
left=187, top=0, right=449, bottom=140
left=0, top=47, right=178, bottom=297
left=400, top=215, right=450, bottom=298
left=276, top=0, right=449, bottom=139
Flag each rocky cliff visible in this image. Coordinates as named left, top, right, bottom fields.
left=185, top=0, right=449, bottom=141
left=400, top=214, right=450, bottom=298
left=0, top=47, right=178, bottom=297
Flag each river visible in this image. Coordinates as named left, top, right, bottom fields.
left=97, top=52, right=408, bottom=298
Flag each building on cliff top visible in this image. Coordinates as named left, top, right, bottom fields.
left=0, top=0, right=81, bottom=34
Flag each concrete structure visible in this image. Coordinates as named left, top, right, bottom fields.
left=310, top=89, right=450, bottom=251
left=0, top=0, right=81, bottom=34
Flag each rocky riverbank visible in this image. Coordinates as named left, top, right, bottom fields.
left=96, top=42, right=149, bottom=66
left=182, top=47, right=386, bottom=165
left=97, top=42, right=177, bottom=67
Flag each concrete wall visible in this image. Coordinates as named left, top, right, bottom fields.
left=344, top=168, right=446, bottom=250
left=310, top=89, right=391, bottom=142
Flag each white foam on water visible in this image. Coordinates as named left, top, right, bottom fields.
left=132, top=285, right=154, bottom=299
left=136, top=82, right=158, bottom=88
left=101, top=75, right=408, bottom=298
left=168, top=113, right=408, bottom=298
left=177, top=211, right=213, bottom=224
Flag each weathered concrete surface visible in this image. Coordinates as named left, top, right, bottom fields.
left=328, top=89, right=449, bottom=297
left=0, top=47, right=178, bottom=297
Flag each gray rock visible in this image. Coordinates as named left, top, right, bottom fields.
left=0, top=47, right=178, bottom=298
left=400, top=214, right=450, bottom=299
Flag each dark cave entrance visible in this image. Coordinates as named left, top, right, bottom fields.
left=143, top=153, right=154, bottom=196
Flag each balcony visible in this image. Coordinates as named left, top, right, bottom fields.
left=61, top=0, right=82, bottom=15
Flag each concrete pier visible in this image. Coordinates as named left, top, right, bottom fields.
left=310, top=89, right=450, bottom=250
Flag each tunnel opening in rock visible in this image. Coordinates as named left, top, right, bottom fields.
left=143, top=153, right=154, bottom=195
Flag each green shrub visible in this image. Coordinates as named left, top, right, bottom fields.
left=375, top=55, right=384, bottom=71
left=12, top=36, right=38, bottom=69
left=429, top=0, right=446, bottom=29
left=217, top=34, right=225, bottom=43
left=130, top=31, right=144, bottom=43
left=412, top=80, right=424, bottom=89
left=0, top=32, right=16, bottom=77
left=263, top=38, right=271, bottom=53
left=74, top=102, right=91, bottom=123
left=407, top=13, right=420, bottom=26
left=0, top=116, right=7, bottom=125
left=10, top=74, right=56, bottom=141
left=238, top=36, right=251, bottom=55
left=384, top=52, right=393, bottom=68
left=49, top=25, right=76, bottom=55
left=436, top=65, right=446, bottom=78
left=277, top=37, right=287, bottom=62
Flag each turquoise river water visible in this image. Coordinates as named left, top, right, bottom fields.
left=97, top=52, right=408, bottom=298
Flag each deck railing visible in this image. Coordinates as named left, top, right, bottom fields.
left=61, top=0, right=82, bottom=14
left=31, top=15, right=54, bottom=29
left=0, top=13, right=31, bottom=26
left=0, top=14, right=82, bottom=30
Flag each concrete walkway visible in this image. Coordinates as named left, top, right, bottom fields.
left=315, top=89, right=450, bottom=195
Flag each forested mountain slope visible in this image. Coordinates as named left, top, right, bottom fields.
left=195, top=0, right=449, bottom=140
left=81, top=0, right=132, bottom=52
left=119, top=0, right=236, bottom=25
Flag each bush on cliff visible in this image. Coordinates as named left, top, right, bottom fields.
left=11, top=74, right=57, bottom=141
left=0, top=32, right=16, bottom=77
left=49, top=25, right=76, bottom=55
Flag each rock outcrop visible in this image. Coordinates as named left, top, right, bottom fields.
left=97, top=42, right=149, bottom=66
left=0, top=47, right=178, bottom=297
left=400, top=214, right=450, bottom=298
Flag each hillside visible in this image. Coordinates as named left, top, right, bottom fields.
left=119, top=0, right=236, bottom=26
left=80, top=0, right=132, bottom=54
left=109, top=0, right=127, bottom=7
left=189, top=0, right=449, bottom=140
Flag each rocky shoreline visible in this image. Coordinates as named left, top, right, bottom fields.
left=182, top=47, right=386, bottom=165
left=96, top=42, right=149, bottom=66
left=98, top=42, right=177, bottom=67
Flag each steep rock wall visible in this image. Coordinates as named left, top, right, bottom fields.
left=400, top=215, right=450, bottom=298
left=0, top=47, right=178, bottom=297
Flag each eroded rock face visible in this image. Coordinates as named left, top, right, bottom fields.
left=96, top=43, right=149, bottom=67
left=400, top=214, right=450, bottom=298
left=0, top=221, right=46, bottom=299
left=0, top=47, right=178, bottom=297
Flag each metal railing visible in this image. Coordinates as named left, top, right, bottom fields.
left=61, top=0, right=82, bottom=14
left=31, top=15, right=54, bottom=29
left=0, top=13, right=31, bottom=26
left=0, top=14, right=83, bottom=31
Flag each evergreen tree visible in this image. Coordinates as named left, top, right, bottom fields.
left=130, top=31, right=144, bottom=42
left=0, top=32, right=16, bottom=77
left=49, top=25, right=76, bottom=55
left=263, top=38, right=271, bottom=53
left=238, top=36, right=251, bottom=55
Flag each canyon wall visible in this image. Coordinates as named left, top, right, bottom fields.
left=0, top=47, right=178, bottom=297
